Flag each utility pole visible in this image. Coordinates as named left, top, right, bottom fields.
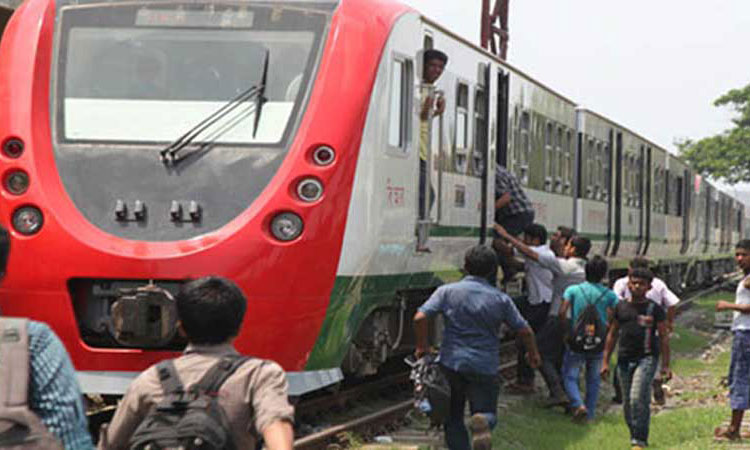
left=481, top=0, right=510, bottom=60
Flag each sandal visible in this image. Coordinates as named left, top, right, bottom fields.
left=714, top=426, right=741, bottom=442
left=572, top=405, right=588, bottom=424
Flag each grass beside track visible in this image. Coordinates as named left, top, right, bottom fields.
left=494, top=291, right=739, bottom=449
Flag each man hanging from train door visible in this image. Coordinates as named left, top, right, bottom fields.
left=416, top=49, right=448, bottom=251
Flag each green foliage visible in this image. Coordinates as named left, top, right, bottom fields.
left=679, top=83, right=750, bottom=184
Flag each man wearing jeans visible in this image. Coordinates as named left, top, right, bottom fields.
left=414, top=245, right=541, bottom=450
left=602, top=269, right=671, bottom=449
left=558, top=256, right=618, bottom=422
left=714, top=239, right=750, bottom=441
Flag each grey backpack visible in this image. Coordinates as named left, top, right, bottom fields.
left=0, top=318, right=64, bottom=450
left=128, top=356, right=249, bottom=450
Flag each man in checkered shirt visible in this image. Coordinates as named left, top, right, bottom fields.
left=495, top=165, right=535, bottom=236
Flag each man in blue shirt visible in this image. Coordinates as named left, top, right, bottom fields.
left=558, top=255, right=618, bottom=422
left=414, top=245, right=541, bottom=450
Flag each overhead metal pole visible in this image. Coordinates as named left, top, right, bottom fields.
left=481, top=0, right=510, bottom=60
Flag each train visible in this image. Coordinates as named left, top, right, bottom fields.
left=0, top=0, right=747, bottom=396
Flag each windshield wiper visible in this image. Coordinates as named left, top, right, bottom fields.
left=253, top=50, right=269, bottom=138
left=159, top=51, right=271, bottom=166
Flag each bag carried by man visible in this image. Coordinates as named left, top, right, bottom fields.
left=128, top=355, right=249, bottom=450
left=567, top=289, right=608, bottom=354
left=0, top=318, right=64, bottom=450
left=406, top=353, right=451, bottom=428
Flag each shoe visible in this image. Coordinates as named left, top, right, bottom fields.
left=469, top=413, right=492, bottom=450
left=572, top=405, right=588, bottom=424
left=714, top=426, right=741, bottom=442
left=652, top=379, right=665, bottom=405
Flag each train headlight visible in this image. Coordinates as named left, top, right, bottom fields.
left=270, top=212, right=303, bottom=241
left=2, top=138, right=24, bottom=159
left=4, top=171, right=29, bottom=195
left=313, top=146, right=335, bottom=166
left=297, top=178, right=323, bottom=202
left=12, top=206, right=43, bottom=236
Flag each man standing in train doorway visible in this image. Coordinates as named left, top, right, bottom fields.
left=417, top=49, right=448, bottom=251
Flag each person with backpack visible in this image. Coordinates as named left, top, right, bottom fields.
left=413, top=245, right=541, bottom=450
left=0, top=317, right=94, bottom=449
left=98, top=276, right=294, bottom=450
left=557, top=256, right=618, bottom=422
left=601, top=268, right=671, bottom=450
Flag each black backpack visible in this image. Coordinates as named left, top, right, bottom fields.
left=567, top=288, right=609, bottom=354
left=128, top=356, right=249, bottom=450
left=406, top=354, right=451, bottom=428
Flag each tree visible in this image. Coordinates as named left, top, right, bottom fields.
left=678, top=83, right=750, bottom=184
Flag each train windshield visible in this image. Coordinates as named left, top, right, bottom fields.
left=54, top=1, right=335, bottom=146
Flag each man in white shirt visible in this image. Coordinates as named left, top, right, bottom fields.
left=612, top=257, right=680, bottom=404
left=507, top=224, right=555, bottom=395
left=495, top=224, right=591, bottom=407
left=612, top=257, right=679, bottom=330
left=714, top=240, right=750, bottom=442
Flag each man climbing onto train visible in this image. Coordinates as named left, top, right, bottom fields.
left=418, top=48, right=448, bottom=223
left=505, top=223, right=560, bottom=401
left=601, top=268, right=671, bottom=450
left=612, top=257, right=680, bottom=404
left=495, top=224, right=589, bottom=408
left=413, top=245, right=541, bottom=450
left=99, top=276, right=294, bottom=450
left=558, top=255, right=618, bottom=423
left=714, top=239, right=750, bottom=442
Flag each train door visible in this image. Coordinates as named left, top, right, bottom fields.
left=642, top=146, right=652, bottom=254
left=636, top=145, right=646, bottom=254
left=680, top=169, right=690, bottom=254
left=611, top=131, right=623, bottom=256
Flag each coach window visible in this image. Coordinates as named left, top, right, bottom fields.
left=454, top=82, right=469, bottom=172
left=555, top=127, right=564, bottom=192
left=472, top=87, right=487, bottom=176
left=586, top=139, right=596, bottom=198
left=602, top=143, right=612, bottom=202
left=544, top=122, right=554, bottom=191
left=387, top=57, right=413, bottom=151
left=595, top=142, right=603, bottom=200
left=519, top=111, right=530, bottom=184
left=565, top=130, right=573, bottom=193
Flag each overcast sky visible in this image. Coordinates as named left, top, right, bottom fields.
left=399, top=0, right=750, bottom=193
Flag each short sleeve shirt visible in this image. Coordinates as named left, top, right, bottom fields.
left=613, top=276, right=679, bottom=309
left=732, top=275, right=750, bottom=331
left=536, top=254, right=586, bottom=316
left=614, top=301, right=666, bottom=361
left=524, top=245, right=554, bottom=305
left=99, top=344, right=294, bottom=450
left=495, top=166, right=533, bottom=216
left=563, top=282, right=618, bottom=328
left=419, top=275, right=528, bottom=375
